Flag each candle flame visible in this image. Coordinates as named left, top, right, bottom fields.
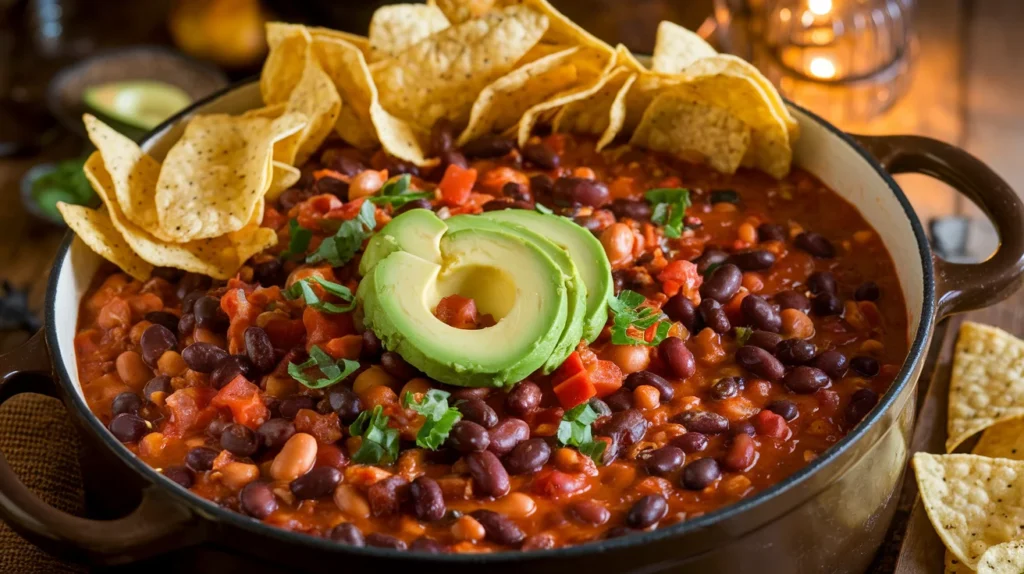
left=808, top=0, right=832, bottom=15
left=809, top=57, right=837, bottom=79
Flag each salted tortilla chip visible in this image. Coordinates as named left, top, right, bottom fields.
left=368, top=4, right=449, bottom=61
left=508, top=0, right=613, bottom=56
left=308, top=26, right=370, bottom=55
left=948, top=322, right=1024, bottom=453
left=978, top=540, right=1024, bottom=574
left=973, top=418, right=1024, bottom=460
left=370, top=5, right=548, bottom=132
left=280, top=43, right=341, bottom=166
left=458, top=47, right=581, bottom=145
left=946, top=550, right=973, bottom=574
left=914, top=453, right=1024, bottom=570
left=630, top=90, right=751, bottom=174
left=268, top=162, right=301, bottom=200
left=155, top=112, right=305, bottom=241
left=553, top=68, right=636, bottom=150
left=261, top=23, right=312, bottom=105
left=56, top=203, right=153, bottom=280
left=84, top=153, right=276, bottom=279
left=615, top=43, right=646, bottom=72
left=651, top=21, right=718, bottom=73
left=432, top=0, right=496, bottom=24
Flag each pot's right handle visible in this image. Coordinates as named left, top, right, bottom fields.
left=851, top=134, right=1024, bottom=318
left=0, top=331, right=201, bottom=564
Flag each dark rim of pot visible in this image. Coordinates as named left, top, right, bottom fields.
left=44, top=79, right=936, bottom=563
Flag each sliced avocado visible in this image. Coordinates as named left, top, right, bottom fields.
left=481, top=210, right=612, bottom=342
left=83, top=81, right=192, bottom=131
left=359, top=211, right=568, bottom=388
left=359, top=208, right=447, bottom=276
left=445, top=214, right=585, bottom=373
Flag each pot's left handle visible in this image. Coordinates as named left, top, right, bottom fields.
left=0, top=331, right=200, bottom=565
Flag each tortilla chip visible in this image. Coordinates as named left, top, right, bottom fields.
left=630, top=90, right=751, bottom=174
left=56, top=203, right=153, bottom=280
left=82, top=115, right=165, bottom=235
left=84, top=153, right=277, bottom=279
left=973, top=418, right=1024, bottom=460
left=948, top=322, right=1024, bottom=453
left=651, top=21, right=718, bottom=73
left=946, top=550, right=974, bottom=574
left=615, top=43, right=646, bottom=72
left=914, top=453, right=1024, bottom=570
left=433, top=0, right=496, bottom=24
left=155, top=112, right=306, bottom=241
left=370, top=5, right=549, bottom=132
left=368, top=4, right=450, bottom=61
left=261, top=23, right=312, bottom=105
left=308, top=26, right=370, bottom=55
left=458, top=47, right=581, bottom=146
left=281, top=43, right=342, bottom=166
left=978, top=540, right=1024, bottom=574
left=268, top=162, right=301, bottom=200
left=553, top=67, right=636, bottom=150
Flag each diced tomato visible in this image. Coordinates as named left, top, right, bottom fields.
left=609, top=176, right=640, bottom=200
left=211, top=375, right=269, bottom=430
left=294, top=409, right=343, bottom=443
left=435, top=294, right=479, bottom=329
left=716, top=396, right=760, bottom=421
left=553, top=372, right=596, bottom=409
left=438, top=164, right=478, bottom=206
left=815, top=388, right=841, bottom=416
left=552, top=351, right=586, bottom=386
left=325, top=197, right=375, bottom=221
left=724, top=291, right=748, bottom=326
left=313, top=169, right=350, bottom=183
left=588, top=360, right=623, bottom=398
left=324, top=334, right=363, bottom=360
left=753, top=409, right=791, bottom=440
left=541, top=133, right=567, bottom=155
left=303, top=306, right=354, bottom=349
left=264, top=317, right=306, bottom=350
left=315, top=443, right=350, bottom=470
left=656, top=176, right=682, bottom=188
left=476, top=166, right=527, bottom=195
left=163, top=387, right=217, bottom=438
left=297, top=194, right=344, bottom=228
left=533, top=469, right=589, bottom=498
left=657, top=260, right=702, bottom=300
left=285, top=266, right=337, bottom=298
left=262, top=205, right=288, bottom=230
left=221, top=288, right=261, bottom=355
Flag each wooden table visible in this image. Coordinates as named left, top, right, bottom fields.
left=0, top=1, right=1022, bottom=571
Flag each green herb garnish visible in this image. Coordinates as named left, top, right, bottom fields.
left=557, top=403, right=606, bottom=463
left=287, top=345, right=359, bottom=389
left=281, top=219, right=313, bottom=260
left=33, top=158, right=96, bottom=220
left=608, top=289, right=672, bottom=346
left=349, top=405, right=400, bottom=464
left=403, top=389, right=462, bottom=450
left=534, top=203, right=554, bottom=215
left=368, top=174, right=433, bottom=208
left=645, top=187, right=691, bottom=238
left=735, top=326, right=753, bottom=345
left=305, top=200, right=376, bottom=267
left=283, top=276, right=356, bottom=314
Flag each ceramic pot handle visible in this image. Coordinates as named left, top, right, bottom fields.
left=0, top=331, right=198, bottom=564
left=851, top=134, right=1024, bottom=318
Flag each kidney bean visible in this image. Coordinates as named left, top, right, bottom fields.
left=604, top=388, right=633, bottom=412
left=699, top=298, right=731, bottom=334
left=439, top=149, right=468, bottom=172
left=502, top=181, right=532, bottom=202
left=795, top=232, right=835, bottom=258
left=142, top=375, right=172, bottom=402
left=244, top=326, right=276, bottom=374
left=672, top=410, right=729, bottom=435
left=783, top=366, right=831, bottom=394
left=329, top=523, right=364, bottom=546
left=626, top=495, right=668, bottom=528
left=693, top=249, right=730, bottom=275
left=642, top=446, right=685, bottom=476
left=775, top=338, right=816, bottom=365
left=257, top=418, right=296, bottom=451
left=682, top=458, right=721, bottom=490
left=470, top=509, right=525, bottom=546
left=741, top=295, right=781, bottom=333
left=700, top=263, right=742, bottom=303
left=193, top=296, right=227, bottom=331
left=506, top=381, right=542, bottom=416
left=487, top=418, right=530, bottom=456
left=366, top=533, right=408, bottom=550
left=658, top=337, right=695, bottom=380
left=411, top=537, right=445, bottom=554
left=775, top=290, right=811, bottom=313
left=466, top=451, right=510, bottom=498
left=767, top=400, right=800, bottom=421
left=504, top=439, right=551, bottom=475
left=163, top=466, right=193, bottom=489
left=360, top=330, right=383, bottom=361
left=252, top=258, right=284, bottom=287
left=757, top=223, right=786, bottom=242
left=429, top=118, right=455, bottom=156
left=850, top=356, right=880, bottom=377
left=807, top=271, right=837, bottom=295
left=380, top=351, right=418, bottom=380
left=409, top=476, right=446, bottom=522
left=327, top=388, right=362, bottom=423
left=553, top=177, right=610, bottom=207
left=210, top=355, right=255, bottom=389
left=109, top=413, right=148, bottom=443
left=710, top=377, right=741, bottom=400
left=177, top=313, right=196, bottom=337
left=450, top=387, right=490, bottom=401
left=185, top=446, right=219, bottom=472
left=588, top=397, right=612, bottom=418
left=367, top=475, right=410, bottom=516
left=810, top=350, right=849, bottom=379
left=448, top=420, right=490, bottom=453
left=140, top=324, right=177, bottom=367
left=722, top=433, right=756, bottom=471
left=567, top=499, right=609, bottom=527
left=461, top=135, right=515, bottom=158
left=483, top=198, right=518, bottom=212
left=522, top=142, right=559, bottom=169
left=221, top=423, right=259, bottom=457
left=181, top=342, right=228, bottom=373
left=855, top=281, right=880, bottom=301
left=746, top=330, right=782, bottom=353
left=395, top=198, right=433, bottom=215
left=315, top=176, right=349, bottom=199
left=529, top=173, right=554, bottom=197
left=846, top=388, right=880, bottom=424
left=730, top=250, right=775, bottom=271
left=144, top=311, right=179, bottom=334
left=625, top=371, right=675, bottom=402
left=457, top=398, right=499, bottom=429
left=176, top=274, right=211, bottom=301
left=732, top=420, right=756, bottom=436
left=279, top=396, right=316, bottom=420
left=380, top=155, right=419, bottom=176
left=240, top=482, right=278, bottom=518
left=598, top=409, right=649, bottom=447
left=673, top=432, right=708, bottom=454
left=278, top=188, right=314, bottom=211
left=736, top=345, right=785, bottom=381
left=662, top=294, right=702, bottom=334
left=111, top=392, right=143, bottom=416
left=291, top=467, right=342, bottom=500
left=609, top=198, right=652, bottom=221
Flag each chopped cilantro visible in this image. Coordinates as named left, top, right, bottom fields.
left=403, top=389, right=462, bottom=450
left=287, top=345, right=359, bottom=389
left=645, top=187, right=691, bottom=238
left=305, top=200, right=376, bottom=267
left=280, top=219, right=313, bottom=260
left=368, top=174, right=433, bottom=208
left=283, top=276, right=356, bottom=314
left=534, top=203, right=554, bottom=215
left=557, top=403, right=606, bottom=463
left=734, top=326, right=753, bottom=345
left=608, top=289, right=672, bottom=346
left=349, top=405, right=400, bottom=464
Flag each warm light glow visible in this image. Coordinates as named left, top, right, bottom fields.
left=808, top=0, right=832, bottom=15
left=808, top=57, right=837, bottom=79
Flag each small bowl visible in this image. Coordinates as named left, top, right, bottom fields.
left=21, top=162, right=69, bottom=227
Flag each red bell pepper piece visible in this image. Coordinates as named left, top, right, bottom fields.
left=211, top=375, right=269, bottom=430
left=438, top=164, right=477, bottom=206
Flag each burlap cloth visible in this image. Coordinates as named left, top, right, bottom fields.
left=0, top=393, right=87, bottom=573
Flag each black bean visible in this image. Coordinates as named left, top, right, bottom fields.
left=502, top=181, right=532, bottom=201
left=193, top=296, right=227, bottom=331
left=252, top=258, right=285, bottom=287
left=327, top=388, right=362, bottom=423
left=571, top=500, right=610, bottom=525
left=220, top=423, right=259, bottom=457
left=663, top=294, right=702, bottom=333
left=659, top=337, right=696, bottom=379
left=642, top=446, right=685, bottom=476
left=177, top=313, right=196, bottom=337
left=482, top=198, right=515, bottom=212
left=610, top=198, right=652, bottom=221
left=740, top=295, right=781, bottom=333
left=850, top=356, right=880, bottom=377
left=144, top=311, right=179, bottom=334
left=448, top=420, right=490, bottom=453
left=471, top=509, right=525, bottom=546
left=381, top=155, right=419, bottom=176
left=111, top=392, right=143, bottom=416
left=730, top=250, right=776, bottom=271
left=757, top=223, right=786, bottom=242
left=210, top=355, right=255, bottom=389
left=395, top=198, right=433, bottom=215
left=767, top=400, right=800, bottom=421
left=257, top=418, right=296, bottom=450
left=807, top=271, right=837, bottom=295
left=504, top=438, right=551, bottom=475
left=465, top=451, right=510, bottom=498
left=588, top=397, right=612, bottom=418
left=746, top=330, right=782, bottom=354
left=109, top=413, right=148, bottom=443
left=598, top=409, right=648, bottom=446
left=604, top=388, right=633, bottom=412
left=181, top=342, right=228, bottom=373
left=672, top=410, right=729, bottom=435
left=506, top=381, right=542, bottom=416
left=278, top=396, right=316, bottom=420
left=693, top=249, right=730, bottom=275
left=359, top=330, right=383, bottom=361
left=682, top=458, right=721, bottom=490
left=700, top=263, right=742, bottom=303
left=522, top=142, right=559, bottom=169
left=699, top=298, right=731, bottom=334
left=461, top=135, right=515, bottom=158
left=439, top=150, right=468, bottom=172
left=277, top=188, right=314, bottom=211
left=846, top=388, right=880, bottom=424
left=366, top=533, right=407, bottom=550
left=855, top=281, right=881, bottom=301
left=487, top=418, right=530, bottom=456
left=151, top=267, right=183, bottom=282
left=185, top=446, right=219, bottom=472
left=240, top=482, right=278, bottom=519
left=553, top=177, right=609, bottom=207
left=409, top=476, right=446, bottom=522
left=320, top=147, right=366, bottom=176
left=710, top=377, right=741, bottom=400
left=291, top=467, right=341, bottom=500
left=672, top=432, right=708, bottom=454
left=163, top=466, right=193, bottom=489
left=775, top=338, right=816, bottom=365
left=176, top=274, right=211, bottom=301
left=410, top=537, right=445, bottom=554
left=625, top=370, right=675, bottom=402
left=140, top=324, right=177, bottom=367
left=736, top=345, right=785, bottom=381
left=329, top=523, right=364, bottom=546
left=429, top=118, right=455, bottom=156
left=627, top=495, right=668, bottom=528
left=812, top=292, right=843, bottom=316
left=315, top=176, right=349, bottom=200
left=456, top=398, right=498, bottom=429
left=795, top=232, right=835, bottom=258
left=380, top=351, right=418, bottom=380
left=810, top=350, right=849, bottom=379
left=783, top=366, right=831, bottom=394
left=244, top=326, right=276, bottom=374
left=775, top=290, right=811, bottom=313
left=206, top=417, right=231, bottom=438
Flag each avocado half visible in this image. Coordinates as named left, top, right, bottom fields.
left=83, top=80, right=192, bottom=131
